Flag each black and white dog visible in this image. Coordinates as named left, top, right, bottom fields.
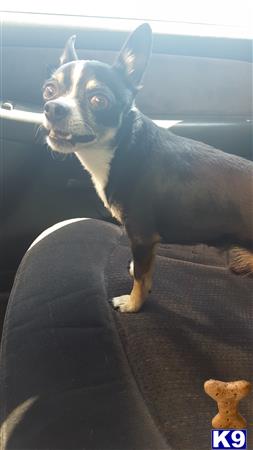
left=42, top=24, right=253, bottom=312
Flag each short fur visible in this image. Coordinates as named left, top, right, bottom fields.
left=42, top=24, right=253, bottom=312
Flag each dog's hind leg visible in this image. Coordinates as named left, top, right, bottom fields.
left=229, top=247, right=253, bottom=276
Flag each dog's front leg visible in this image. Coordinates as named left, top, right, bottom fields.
left=112, top=237, right=158, bottom=313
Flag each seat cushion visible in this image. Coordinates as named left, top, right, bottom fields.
left=0, top=218, right=252, bottom=450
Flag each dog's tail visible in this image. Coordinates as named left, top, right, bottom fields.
left=229, top=247, right=253, bottom=276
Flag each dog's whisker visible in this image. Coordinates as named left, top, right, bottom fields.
left=83, top=122, right=96, bottom=136
left=34, top=124, right=49, bottom=145
left=34, top=124, right=42, bottom=141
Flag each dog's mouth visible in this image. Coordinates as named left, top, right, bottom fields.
left=48, top=129, right=96, bottom=145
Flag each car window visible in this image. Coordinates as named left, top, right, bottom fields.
left=1, top=0, right=252, bottom=38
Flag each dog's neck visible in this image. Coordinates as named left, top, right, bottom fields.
left=75, top=109, right=137, bottom=195
left=75, top=143, right=115, bottom=209
left=75, top=108, right=143, bottom=221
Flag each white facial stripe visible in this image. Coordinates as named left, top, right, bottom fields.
left=69, top=61, right=85, bottom=98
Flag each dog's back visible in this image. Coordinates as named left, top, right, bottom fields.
left=107, top=111, right=253, bottom=249
left=156, top=128, right=253, bottom=247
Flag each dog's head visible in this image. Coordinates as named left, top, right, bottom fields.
left=43, top=24, right=152, bottom=153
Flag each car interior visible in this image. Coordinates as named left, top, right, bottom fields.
left=0, top=6, right=252, bottom=450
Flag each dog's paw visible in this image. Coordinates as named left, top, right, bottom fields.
left=111, top=295, right=137, bottom=313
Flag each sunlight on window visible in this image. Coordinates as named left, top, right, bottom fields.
left=1, top=0, right=252, bottom=38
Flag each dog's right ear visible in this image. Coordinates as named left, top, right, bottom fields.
left=113, top=23, right=152, bottom=92
left=59, top=35, right=78, bottom=66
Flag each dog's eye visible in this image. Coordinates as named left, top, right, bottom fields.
left=43, top=82, right=58, bottom=100
left=89, top=95, right=109, bottom=110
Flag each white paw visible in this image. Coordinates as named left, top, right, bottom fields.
left=128, top=260, right=134, bottom=277
left=112, top=295, right=137, bottom=313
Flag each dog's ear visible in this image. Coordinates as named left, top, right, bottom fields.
left=60, top=35, right=78, bottom=66
left=113, top=23, right=152, bottom=91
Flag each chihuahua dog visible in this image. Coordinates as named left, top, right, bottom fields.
left=43, top=24, right=253, bottom=312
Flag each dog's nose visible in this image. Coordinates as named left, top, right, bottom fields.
left=44, top=101, right=70, bottom=122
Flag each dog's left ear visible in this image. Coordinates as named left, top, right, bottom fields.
left=114, top=23, right=152, bottom=91
left=60, top=35, right=78, bottom=66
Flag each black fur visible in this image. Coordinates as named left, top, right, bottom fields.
left=106, top=109, right=253, bottom=249
left=44, top=24, right=253, bottom=311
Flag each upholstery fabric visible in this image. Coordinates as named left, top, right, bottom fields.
left=0, top=219, right=252, bottom=450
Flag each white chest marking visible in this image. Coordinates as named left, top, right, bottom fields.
left=76, top=147, right=112, bottom=206
left=75, top=146, right=122, bottom=222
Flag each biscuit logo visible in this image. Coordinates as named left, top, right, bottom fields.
left=204, top=379, right=251, bottom=449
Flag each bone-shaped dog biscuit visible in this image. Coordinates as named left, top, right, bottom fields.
left=204, top=379, right=251, bottom=429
